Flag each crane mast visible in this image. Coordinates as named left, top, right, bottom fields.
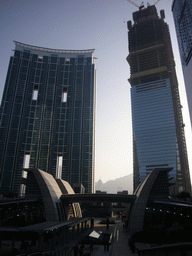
left=126, top=0, right=139, bottom=8
left=126, top=0, right=162, bottom=9
left=154, top=0, right=161, bottom=5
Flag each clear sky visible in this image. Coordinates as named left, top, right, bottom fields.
left=0, top=0, right=191, bottom=184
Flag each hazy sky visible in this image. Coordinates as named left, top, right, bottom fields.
left=0, top=0, right=192, bottom=185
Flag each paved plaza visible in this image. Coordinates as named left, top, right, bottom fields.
left=82, top=219, right=136, bottom=256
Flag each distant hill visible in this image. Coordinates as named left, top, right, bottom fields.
left=95, top=173, right=133, bottom=194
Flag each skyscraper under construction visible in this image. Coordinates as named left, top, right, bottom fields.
left=127, top=5, right=191, bottom=194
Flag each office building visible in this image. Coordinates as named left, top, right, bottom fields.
left=172, top=0, right=192, bottom=127
left=127, top=5, right=191, bottom=194
left=0, top=41, right=96, bottom=194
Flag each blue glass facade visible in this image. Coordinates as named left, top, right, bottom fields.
left=0, top=42, right=96, bottom=194
left=131, top=79, right=177, bottom=183
left=127, top=5, right=191, bottom=194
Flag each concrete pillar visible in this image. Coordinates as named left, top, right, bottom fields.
left=85, top=220, right=87, bottom=229
left=77, top=224, right=80, bottom=234
left=52, top=230, right=56, bottom=250
left=11, top=233, right=15, bottom=252
left=0, top=232, right=2, bottom=248
left=39, top=232, right=44, bottom=252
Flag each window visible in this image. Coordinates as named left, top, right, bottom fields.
left=20, top=184, right=26, bottom=197
left=32, top=84, right=39, bottom=100
left=66, top=58, right=70, bottom=64
left=62, top=87, right=68, bottom=102
left=56, top=155, right=63, bottom=179
left=37, top=56, right=43, bottom=62
left=22, top=153, right=30, bottom=179
left=23, top=153, right=30, bottom=169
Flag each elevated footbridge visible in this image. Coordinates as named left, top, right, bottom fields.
left=61, top=193, right=136, bottom=204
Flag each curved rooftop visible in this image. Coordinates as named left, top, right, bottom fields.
left=14, top=41, right=95, bottom=55
left=128, top=167, right=173, bottom=235
left=25, top=168, right=82, bottom=221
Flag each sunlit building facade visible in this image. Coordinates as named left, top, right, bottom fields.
left=172, top=0, right=192, bottom=128
left=0, top=41, right=96, bottom=194
left=127, top=5, right=191, bottom=194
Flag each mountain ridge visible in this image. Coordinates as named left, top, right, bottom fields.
left=95, top=173, right=133, bottom=194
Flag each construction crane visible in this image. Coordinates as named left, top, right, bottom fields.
left=126, top=0, right=162, bottom=10
left=154, top=0, right=161, bottom=5
left=126, top=0, right=140, bottom=8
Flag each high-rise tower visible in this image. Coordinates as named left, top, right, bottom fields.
left=127, top=5, right=191, bottom=194
left=0, top=42, right=96, bottom=195
left=172, top=0, right=192, bottom=128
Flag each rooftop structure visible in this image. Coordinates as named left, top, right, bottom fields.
left=14, top=41, right=95, bottom=55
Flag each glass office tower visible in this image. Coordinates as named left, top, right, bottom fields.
left=0, top=41, right=96, bottom=195
left=172, top=0, right=192, bottom=128
left=127, top=5, right=191, bottom=194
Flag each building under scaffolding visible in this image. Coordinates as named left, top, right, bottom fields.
left=127, top=5, right=191, bottom=194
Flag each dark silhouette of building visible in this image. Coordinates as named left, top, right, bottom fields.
left=127, top=5, right=191, bottom=194
left=0, top=42, right=96, bottom=195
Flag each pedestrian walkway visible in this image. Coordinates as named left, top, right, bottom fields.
left=82, top=219, right=136, bottom=256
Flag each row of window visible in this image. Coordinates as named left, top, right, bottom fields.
left=23, top=52, right=92, bottom=65
left=22, top=153, right=63, bottom=180
left=32, top=84, right=68, bottom=103
left=22, top=153, right=92, bottom=181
